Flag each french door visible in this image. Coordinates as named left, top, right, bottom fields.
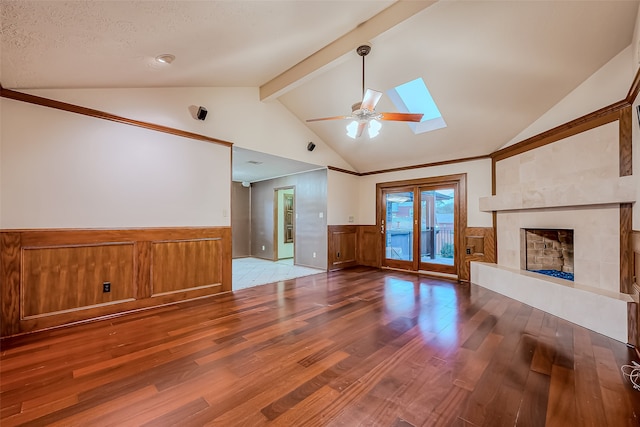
left=379, top=176, right=463, bottom=276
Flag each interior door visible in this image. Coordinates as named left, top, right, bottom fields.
left=381, top=188, right=415, bottom=270
left=419, top=186, right=457, bottom=274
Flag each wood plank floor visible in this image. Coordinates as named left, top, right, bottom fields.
left=1, top=267, right=639, bottom=426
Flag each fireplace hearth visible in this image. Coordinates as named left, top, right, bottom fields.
left=521, top=228, right=574, bottom=281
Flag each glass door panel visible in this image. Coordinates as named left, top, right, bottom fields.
left=383, top=190, right=414, bottom=267
left=420, top=187, right=456, bottom=273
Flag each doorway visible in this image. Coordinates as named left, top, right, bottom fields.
left=274, top=187, right=295, bottom=261
left=377, top=174, right=466, bottom=277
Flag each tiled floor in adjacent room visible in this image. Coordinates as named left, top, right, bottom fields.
left=232, top=257, right=325, bottom=290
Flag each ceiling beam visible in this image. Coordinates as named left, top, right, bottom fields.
left=259, top=0, right=436, bottom=102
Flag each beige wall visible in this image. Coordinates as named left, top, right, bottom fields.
left=231, top=182, right=251, bottom=257
left=1, top=97, right=230, bottom=229
left=251, top=169, right=327, bottom=269
left=327, top=170, right=360, bottom=225
left=352, top=158, right=493, bottom=227
left=19, top=87, right=354, bottom=173
left=504, top=45, right=633, bottom=148
left=495, top=122, right=623, bottom=293
left=634, top=95, right=640, bottom=229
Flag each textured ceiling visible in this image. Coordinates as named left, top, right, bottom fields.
left=0, top=0, right=393, bottom=88
left=1, top=0, right=638, bottom=178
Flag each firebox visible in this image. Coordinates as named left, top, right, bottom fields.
left=520, top=228, right=574, bottom=281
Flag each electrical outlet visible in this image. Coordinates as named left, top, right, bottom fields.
left=262, top=245, right=265, bottom=251
left=103, top=281, right=111, bottom=293
left=466, top=248, right=471, bottom=255
left=313, top=252, right=316, bottom=258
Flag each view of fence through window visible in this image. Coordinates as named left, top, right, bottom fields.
left=421, top=189, right=454, bottom=265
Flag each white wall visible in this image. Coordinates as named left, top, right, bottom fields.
left=1, top=97, right=230, bottom=228
left=355, top=159, right=494, bottom=227
left=634, top=95, right=640, bottom=230
left=327, top=170, right=360, bottom=225
left=633, top=4, right=640, bottom=68
left=21, top=87, right=355, bottom=173
left=504, top=45, right=633, bottom=148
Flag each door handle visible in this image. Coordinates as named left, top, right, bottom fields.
left=380, top=224, right=385, bottom=234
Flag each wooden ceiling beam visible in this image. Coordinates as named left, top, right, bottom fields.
left=259, top=0, right=436, bottom=102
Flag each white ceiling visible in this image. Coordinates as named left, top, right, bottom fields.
left=232, top=146, right=322, bottom=183
left=1, top=0, right=638, bottom=178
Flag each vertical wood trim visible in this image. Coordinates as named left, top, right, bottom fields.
left=457, top=176, right=469, bottom=281
left=491, top=158, right=498, bottom=264
left=625, top=66, right=640, bottom=103
left=136, top=241, right=152, bottom=299
left=220, top=227, right=232, bottom=292
left=620, top=204, right=633, bottom=294
left=0, top=233, right=21, bottom=337
left=628, top=299, right=638, bottom=347
left=619, top=106, right=632, bottom=177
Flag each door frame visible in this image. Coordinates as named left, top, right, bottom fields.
left=376, top=173, right=467, bottom=277
left=273, top=186, right=295, bottom=261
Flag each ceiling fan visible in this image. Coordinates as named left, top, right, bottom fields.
left=306, top=45, right=424, bottom=138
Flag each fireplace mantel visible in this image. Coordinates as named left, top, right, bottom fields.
left=479, top=175, right=636, bottom=212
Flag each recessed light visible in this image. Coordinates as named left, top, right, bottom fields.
left=155, top=54, right=175, bottom=64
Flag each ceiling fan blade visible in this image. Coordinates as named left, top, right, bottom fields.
left=379, top=112, right=424, bottom=122
left=306, top=115, right=351, bottom=122
left=355, top=121, right=367, bottom=138
left=360, top=89, right=382, bottom=111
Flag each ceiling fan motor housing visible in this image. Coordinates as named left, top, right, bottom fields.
left=356, top=45, right=371, bottom=57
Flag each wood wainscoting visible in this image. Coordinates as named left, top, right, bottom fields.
left=327, top=225, right=357, bottom=271
left=328, top=225, right=495, bottom=280
left=460, top=227, right=496, bottom=281
left=0, top=227, right=231, bottom=338
left=327, top=225, right=380, bottom=271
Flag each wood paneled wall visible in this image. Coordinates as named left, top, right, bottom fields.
left=327, top=225, right=381, bottom=271
left=0, top=227, right=231, bottom=338
left=460, top=227, right=496, bottom=281
left=328, top=225, right=495, bottom=281
left=357, top=226, right=381, bottom=268
left=327, top=225, right=357, bottom=271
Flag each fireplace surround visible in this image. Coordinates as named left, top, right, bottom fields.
left=473, top=121, right=636, bottom=342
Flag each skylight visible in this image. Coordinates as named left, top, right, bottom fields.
left=386, top=77, right=446, bottom=135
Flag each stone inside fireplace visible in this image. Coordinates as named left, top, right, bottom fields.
left=521, top=228, right=574, bottom=281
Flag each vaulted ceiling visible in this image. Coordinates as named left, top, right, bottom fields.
left=2, top=0, right=638, bottom=178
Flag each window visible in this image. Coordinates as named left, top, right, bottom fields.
left=386, top=77, right=446, bottom=134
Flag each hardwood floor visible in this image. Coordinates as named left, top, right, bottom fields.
left=1, top=267, right=639, bottom=426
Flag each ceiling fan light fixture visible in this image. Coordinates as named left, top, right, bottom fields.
left=368, top=119, right=381, bottom=138
left=346, top=121, right=358, bottom=139
left=307, top=45, right=423, bottom=137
